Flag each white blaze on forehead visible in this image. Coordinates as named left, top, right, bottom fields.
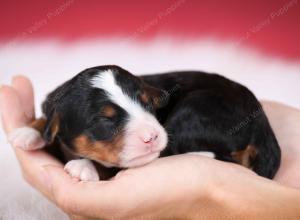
left=91, top=69, right=168, bottom=167
left=91, top=69, right=146, bottom=117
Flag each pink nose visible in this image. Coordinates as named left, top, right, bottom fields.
left=141, top=132, right=158, bottom=144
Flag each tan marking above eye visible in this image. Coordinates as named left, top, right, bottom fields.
left=102, top=105, right=116, bottom=118
left=73, top=134, right=124, bottom=164
left=231, top=144, right=257, bottom=168
left=140, top=92, right=150, bottom=104
left=143, top=84, right=167, bottom=108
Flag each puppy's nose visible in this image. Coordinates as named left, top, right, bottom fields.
left=142, top=132, right=158, bottom=144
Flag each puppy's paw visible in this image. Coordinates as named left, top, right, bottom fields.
left=64, top=159, right=99, bottom=181
left=187, top=151, right=216, bottom=158
left=8, top=127, right=45, bottom=150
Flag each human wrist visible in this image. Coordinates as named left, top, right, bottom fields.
left=214, top=176, right=300, bottom=220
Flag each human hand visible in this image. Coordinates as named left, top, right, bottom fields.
left=261, top=101, right=300, bottom=187
left=1, top=76, right=300, bottom=219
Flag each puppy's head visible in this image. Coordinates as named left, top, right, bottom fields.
left=43, top=65, right=168, bottom=168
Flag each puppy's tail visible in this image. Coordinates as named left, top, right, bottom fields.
left=251, top=113, right=281, bottom=179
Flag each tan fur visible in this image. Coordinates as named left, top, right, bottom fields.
left=231, top=145, right=257, bottom=168
left=30, top=115, right=60, bottom=143
left=30, top=118, right=46, bottom=133
left=140, top=92, right=150, bottom=104
left=102, top=105, right=116, bottom=118
left=73, top=134, right=124, bottom=164
left=50, top=114, right=60, bottom=141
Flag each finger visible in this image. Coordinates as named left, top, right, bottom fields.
left=44, top=166, right=124, bottom=218
left=14, top=148, right=63, bottom=200
left=0, top=85, right=29, bottom=134
left=12, top=75, right=35, bottom=120
left=0, top=84, right=64, bottom=198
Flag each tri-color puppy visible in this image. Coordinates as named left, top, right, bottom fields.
left=9, top=65, right=281, bottom=181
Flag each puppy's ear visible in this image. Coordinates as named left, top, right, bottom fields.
left=43, top=112, right=60, bottom=144
left=143, top=85, right=169, bottom=109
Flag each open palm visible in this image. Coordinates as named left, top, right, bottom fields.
left=1, top=76, right=300, bottom=219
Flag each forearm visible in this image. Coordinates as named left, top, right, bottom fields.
left=196, top=177, right=300, bottom=220
left=245, top=182, right=300, bottom=219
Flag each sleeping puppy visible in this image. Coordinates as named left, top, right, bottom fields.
left=8, top=65, right=281, bottom=181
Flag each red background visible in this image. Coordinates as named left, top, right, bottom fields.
left=1, top=0, right=299, bottom=60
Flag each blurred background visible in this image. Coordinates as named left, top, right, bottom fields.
left=1, top=0, right=300, bottom=58
left=0, top=0, right=300, bottom=219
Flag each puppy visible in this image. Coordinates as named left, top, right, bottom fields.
left=9, top=65, right=281, bottom=181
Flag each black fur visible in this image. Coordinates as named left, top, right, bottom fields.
left=42, top=66, right=281, bottom=179
left=42, top=66, right=130, bottom=149
left=142, top=71, right=281, bottom=178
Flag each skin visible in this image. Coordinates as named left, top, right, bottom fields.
left=1, top=76, right=300, bottom=220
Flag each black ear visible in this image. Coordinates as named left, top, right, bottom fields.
left=143, top=85, right=169, bottom=109
left=43, top=112, right=60, bottom=144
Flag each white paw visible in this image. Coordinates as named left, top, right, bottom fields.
left=8, top=127, right=45, bottom=150
left=64, top=159, right=99, bottom=181
left=187, top=151, right=216, bottom=158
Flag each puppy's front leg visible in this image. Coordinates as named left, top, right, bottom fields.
left=8, top=118, right=46, bottom=150
left=64, top=159, right=100, bottom=181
